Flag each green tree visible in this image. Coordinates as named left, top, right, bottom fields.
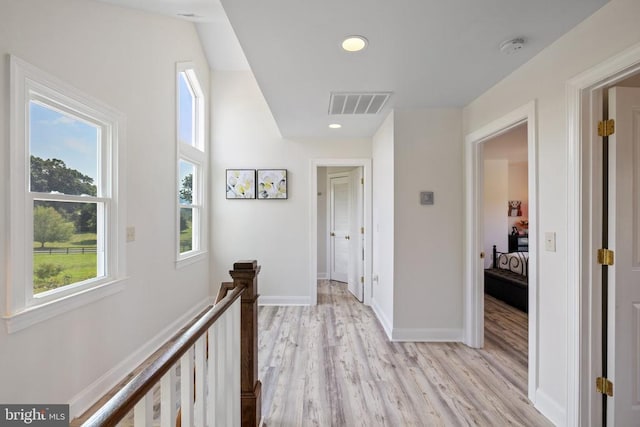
left=33, top=206, right=74, bottom=248
left=30, top=156, right=96, bottom=196
left=31, top=156, right=98, bottom=231
left=179, top=173, right=193, bottom=204
left=179, top=174, right=193, bottom=231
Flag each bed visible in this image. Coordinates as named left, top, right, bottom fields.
left=484, top=245, right=528, bottom=312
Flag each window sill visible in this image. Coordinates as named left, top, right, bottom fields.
left=176, top=250, right=208, bottom=269
left=3, top=278, right=127, bottom=334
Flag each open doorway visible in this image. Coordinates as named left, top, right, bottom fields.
left=463, top=101, right=538, bottom=402
left=309, top=159, right=372, bottom=306
left=567, top=58, right=640, bottom=426
left=318, top=167, right=364, bottom=302
left=481, top=123, right=530, bottom=395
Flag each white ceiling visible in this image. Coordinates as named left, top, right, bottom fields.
left=95, top=0, right=608, bottom=139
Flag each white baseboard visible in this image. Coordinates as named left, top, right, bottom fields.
left=370, top=298, right=392, bottom=340
left=391, top=327, right=462, bottom=342
left=317, top=273, right=328, bottom=280
left=258, top=295, right=310, bottom=306
left=534, top=387, right=565, bottom=426
left=68, top=296, right=215, bottom=419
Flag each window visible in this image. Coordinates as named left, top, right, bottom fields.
left=6, top=56, right=125, bottom=332
left=176, top=63, right=206, bottom=263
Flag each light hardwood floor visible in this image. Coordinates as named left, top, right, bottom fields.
left=258, top=281, right=550, bottom=426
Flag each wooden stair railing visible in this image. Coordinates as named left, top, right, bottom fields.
left=71, top=260, right=262, bottom=427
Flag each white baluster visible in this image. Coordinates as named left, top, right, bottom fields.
left=180, top=347, right=195, bottom=427
left=207, top=325, right=218, bottom=426
left=216, top=310, right=228, bottom=425
left=194, top=335, right=206, bottom=426
left=133, top=391, right=153, bottom=427
left=160, top=366, right=177, bottom=427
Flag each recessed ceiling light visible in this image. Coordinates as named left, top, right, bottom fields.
left=329, top=123, right=342, bottom=129
left=177, top=12, right=202, bottom=19
left=341, top=36, right=368, bottom=52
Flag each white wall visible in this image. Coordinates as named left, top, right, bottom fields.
left=392, top=109, right=463, bottom=337
left=371, top=112, right=395, bottom=333
left=463, top=0, right=640, bottom=422
left=210, top=71, right=371, bottom=303
left=483, top=160, right=508, bottom=267
left=0, top=0, right=211, bottom=415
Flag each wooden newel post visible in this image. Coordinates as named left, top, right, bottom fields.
left=230, top=260, right=262, bottom=426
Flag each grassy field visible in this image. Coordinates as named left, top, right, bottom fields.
left=32, top=232, right=97, bottom=294
left=180, top=226, right=193, bottom=252
left=33, top=232, right=97, bottom=249
left=33, top=252, right=97, bottom=293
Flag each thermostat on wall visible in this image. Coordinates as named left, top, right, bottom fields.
left=420, top=191, right=434, bottom=205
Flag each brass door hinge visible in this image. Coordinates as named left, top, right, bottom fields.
left=361, top=178, right=364, bottom=185
left=360, top=276, right=364, bottom=283
left=596, top=377, right=614, bottom=397
left=360, top=227, right=364, bottom=234
left=597, top=248, right=614, bottom=266
left=598, top=119, right=615, bottom=137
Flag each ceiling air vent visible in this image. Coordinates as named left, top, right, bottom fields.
left=329, top=92, right=391, bottom=115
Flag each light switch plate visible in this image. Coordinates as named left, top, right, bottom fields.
left=544, top=232, right=556, bottom=252
left=126, top=226, right=135, bottom=242
left=420, top=191, right=434, bottom=205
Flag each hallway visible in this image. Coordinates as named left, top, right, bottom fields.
left=257, top=281, right=549, bottom=426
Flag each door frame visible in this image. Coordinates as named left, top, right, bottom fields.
left=567, top=42, right=640, bottom=426
left=309, top=158, right=372, bottom=306
left=463, top=100, right=538, bottom=403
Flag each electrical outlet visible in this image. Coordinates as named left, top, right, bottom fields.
left=126, top=226, right=135, bottom=242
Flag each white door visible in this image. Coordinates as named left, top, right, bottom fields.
left=347, top=168, right=364, bottom=301
left=608, top=86, right=640, bottom=426
left=330, top=175, right=350, bottom=283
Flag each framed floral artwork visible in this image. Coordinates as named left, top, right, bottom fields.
left=226, top=169, right=256, bottom=199
left=257, top=169, right=287, bottom=199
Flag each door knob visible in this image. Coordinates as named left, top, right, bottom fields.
left=345, top=235, right=350, bottom=240
left=330, top=232, right=335, bottom=237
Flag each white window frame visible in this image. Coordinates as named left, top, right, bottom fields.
left=4, top=56, right=126, bottom=333
left=176, top=62, right=207, bottom=266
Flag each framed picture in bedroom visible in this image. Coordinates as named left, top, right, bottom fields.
left=226, top=169, right=256, bottom=199
left=257, top=169, right=287, bottom=199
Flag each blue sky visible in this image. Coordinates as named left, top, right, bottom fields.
left=30, top=75, right=194, bottom=183
left=29, top=101, right=98, bottom=181
left=178, top=72, right=194, bottom=145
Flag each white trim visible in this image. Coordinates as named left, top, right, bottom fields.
left=391, top=328, right=462, bottom=342
left=68, top=295, right=215, bottom=419
left=371, top=297, right=392, bottom=339
left=317, top=273, right=329, bottom=280
left=176, top=62, right=208, bottom=263
left=463, top=101, right=538, bottom=403
left=309, top=159, right=372, bottom=306
left=3, top=279, right=126, bottom=333
left=7, top=55, right=126, bottom=324
left=566, top=41, right=640, bottom=427
left=258, top=295, right=310, bottom=306
left=535, top=388, right=566, bottom=427
left=175, top=251, right=208, bottom=269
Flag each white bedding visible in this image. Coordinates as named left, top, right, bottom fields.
left=496, top=251, right=529, bottom=276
